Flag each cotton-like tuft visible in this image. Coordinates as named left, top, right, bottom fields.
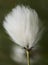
left=3, top=5, right=39, bottom=49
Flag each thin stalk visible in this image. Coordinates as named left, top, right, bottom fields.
left=26, top=50, right=30, bottom=65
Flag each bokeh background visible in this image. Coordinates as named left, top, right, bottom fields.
left=0, top=0, right=48, bottom=65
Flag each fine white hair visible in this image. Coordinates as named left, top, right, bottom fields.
left=3, top=5, right=39, bottom=48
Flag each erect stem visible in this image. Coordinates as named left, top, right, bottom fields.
left=26, top=50, right=30, bottom=65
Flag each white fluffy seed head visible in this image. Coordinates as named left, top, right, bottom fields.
left=3, top=5, right=39, bottom=49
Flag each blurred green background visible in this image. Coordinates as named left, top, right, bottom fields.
left=0, top=0, right=48, bottom=65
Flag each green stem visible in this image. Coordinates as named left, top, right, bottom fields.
left=26, top=50, right=30, bottom=65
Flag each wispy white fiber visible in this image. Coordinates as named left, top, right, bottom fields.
left=11, top=45, right=26, bottom=63
left=3, top=5, right=40, bottom=49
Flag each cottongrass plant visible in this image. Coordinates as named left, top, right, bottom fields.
left=3, top=5, right=42, bottom=65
